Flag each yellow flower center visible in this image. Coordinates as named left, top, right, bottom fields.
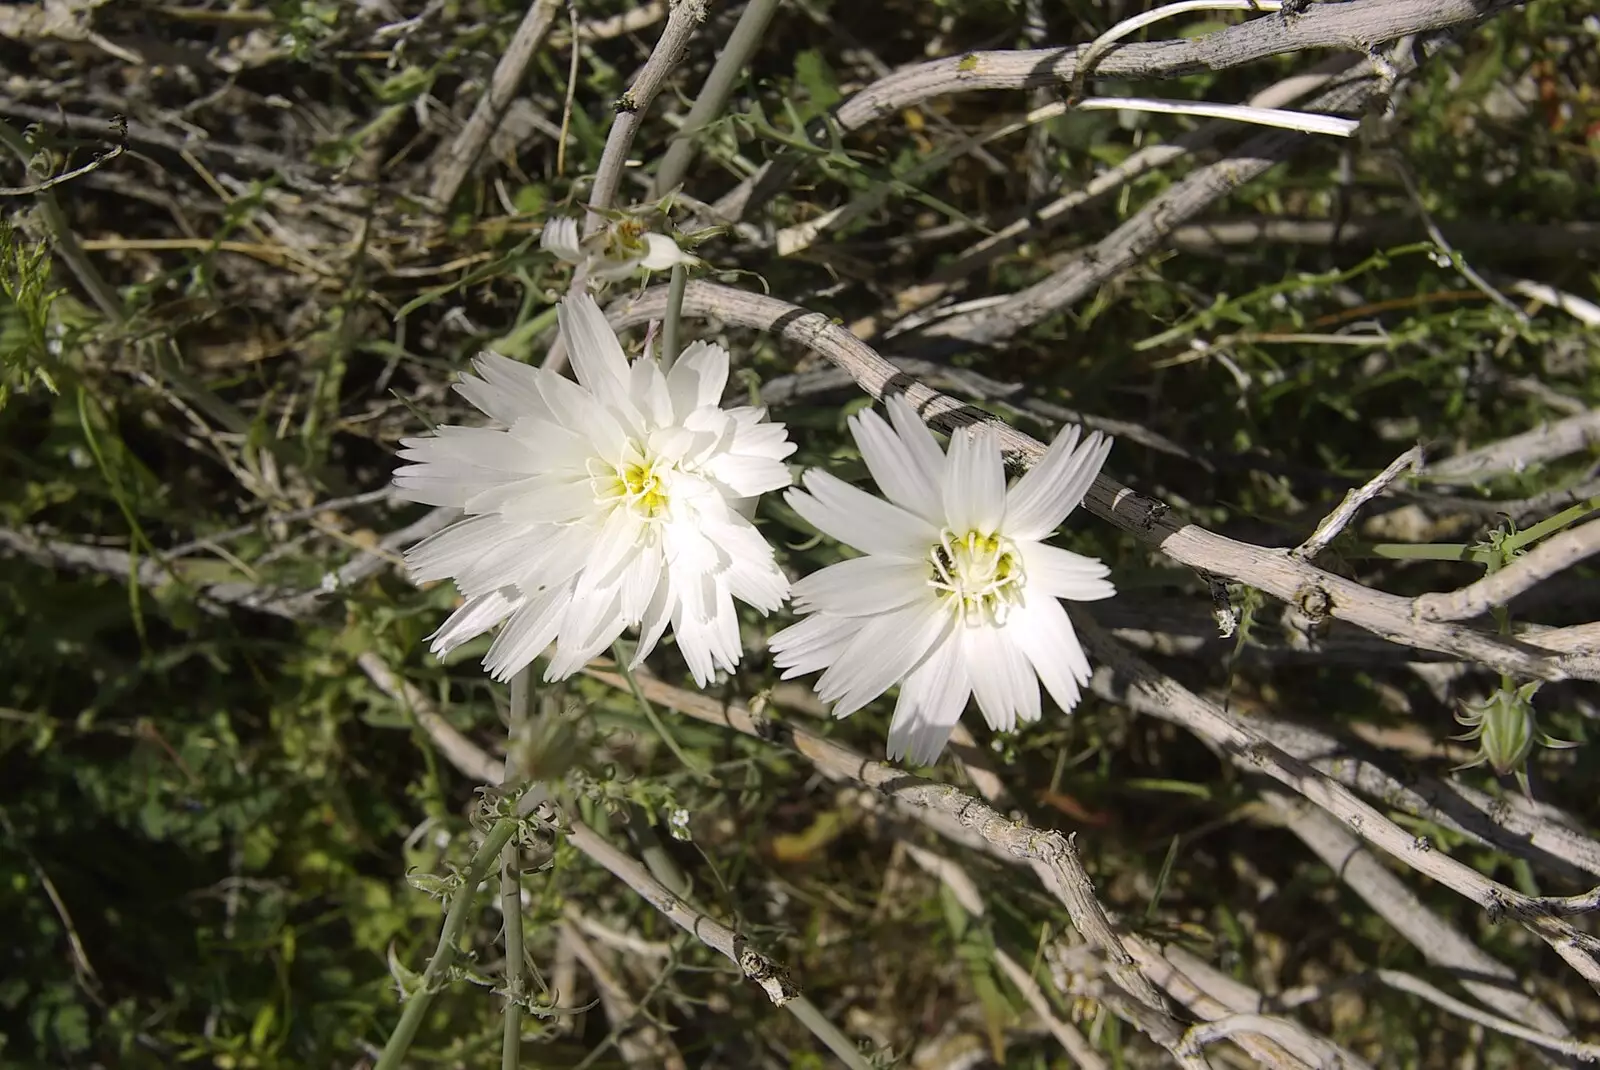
left=928, top=530, right=1026, bottom=626
left=592, top=449, right=671, bottom=520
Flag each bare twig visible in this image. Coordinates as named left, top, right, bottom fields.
left=703, top=0, right=1519, bottom=225
left=429, top=0, right=562, bottom=209
left=1074, top=614, right=1600, bottom=991
left=578, top=668, right=1191, bottom=1036
left=1424, top=409, right=1600, bottom=483
left=564, top=818, right=800, bottom=1008
left=1294, top=446, right=1424, bottom=561
left=1260, top=790, right=1573, bottom=1038
left=652, top=0, right=781, bottom=198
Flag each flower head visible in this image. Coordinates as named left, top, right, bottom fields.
left=393, top=293, right=795, bottom=686
left=768, top=397, right=1114, bottom=765
left=541, top=214, right=693, bottom=283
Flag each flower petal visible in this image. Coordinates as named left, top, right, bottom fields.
left=1008, top=597, right=1091, bottom=715
left=814, top=598, right=951, bottom=718
left=667, top=341, right=730, bottom=418
left=558, top=292, right=635, bottom=413
left=427, top=587, right=518, bottom=655
left=790, top=555, right=928, bottom=617
left=850, top=406, right=941, bottom=522
left=787, top=471, right=936, bottom=558
left=639, top=232, right=689, bottom=271
left=963, top=624, right=1040, bottom=733
left=886, top=634, right=971, bottom=765
left=1018, top=542, right=1115, bottom=602
left=885, top=396, right=945, bottom=485
left=1005, top=429, right=1111, bottom=541
left=540, top=216, right=583, bottom=263
left=481, top=586, right=571, bottom=681
left=943, top=425, right=1006, bottom=535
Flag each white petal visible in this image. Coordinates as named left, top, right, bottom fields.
left=631, top=569, right=676, bottom=667
left=790, top=555, right=928, bottom=617
left=558, top=293, right=637, bottom=417
left=540, top=217, right=583, bottom=263
left=638, top=232, right=688, bottom=270
left=468, top=476, right=596, bottom=525
left=768, top=612, right=862, bottom=679
left=943, top=426, right=1006, bottom=534
left=618, top=543, right=665, bottom=624
left=628, top=355, right=675, bottom=429
left=456, top=352, right=551, bottom=425
left=728, top=418, right=797, bottom=462
left=1018, top=542, right=1116, bottom=602
left=963, top=624, right=1040, bottom=733
left=1005, top=428, right=1111, bottom=541
left=667, top=341, right=730, bottom=418
left=850, top=406, right=941, bottom=521
left=482, top=587, right=570, bottom=681
left=406, top=515, right=514, bottom=583
left=545, top=588, right=625, bottom=680
left=814, top=598, right=951, bottom=718
left=787, top=471, right=936, bottom=559
left=533, top=368, right=630, bottom=457
left=703, top=450, right=793, bottom=498
left=427, top=587, right=518, bottom=655
left=885, top=395, right=946, bottom=485
left=1008, top=597, right=1091, bottom=715
left=886, top=635, right=971, bottom=765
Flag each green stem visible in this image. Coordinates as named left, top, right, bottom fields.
left=652, top=0, right=782, bottom=198
left=0, top=119, right=122, bottom=321
left=376, top=818, right=519, bottom=1070
left=784, top=994, right=876, bottom=1070
left=610, top=640, right=712, bottom=780
left=1502, top=496, right=1600, bottom=554
left=499, top=666, right=534, bottom=1070
left=659, top=262, right=688, bottom=372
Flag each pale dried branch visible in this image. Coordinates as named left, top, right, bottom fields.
left=1074, top=613, right=1600, bottom=991
left=557, top=920, right=687, bottom=1070
left=583, top=0, right=703, bottom=227
left=1124, top=935, right=1373, bottom=1070
left=605, top=281, right=1595, bottom=682
left=1260, top=790, right=1573, bottom=1038
left=704, top=0, right=1519, bottom=224
left=1365, top=969, right=1600, bottom=1062
left=1091, top=668, right=1600, bottom=884
left=428, top=0, right=562, bottom=209
left=578, top=667, right=1186, bottom=1031
left=564, top=817, right=799, bottom=1007
left=919, top=62, right=1386, bottom=345
left=1415, top=518, right=1600, bottom=622
left=1294, top=446, right=1424, bottom=561
left=1423, top=409, right=1600, bottom=484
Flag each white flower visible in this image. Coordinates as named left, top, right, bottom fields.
left=393, top=292, right=795, bottom=686
left=541, top=215, right=694, bottom=282
left=767, top=397, right=1115, bottom=766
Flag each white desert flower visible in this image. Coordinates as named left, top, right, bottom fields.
left=541, top=214, right=693, bottom=282
left=393, top=292, right=795, bottom=686
left=768, top=397, right=1114, bottom=765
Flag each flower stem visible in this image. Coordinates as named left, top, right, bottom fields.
left=500, top=667, right=535, bottom=1070
left=652, top=0, right=782, bottom=198
left=376, top=817, right=519, bottom=1070
left=660, top=262, right=689, bottom=372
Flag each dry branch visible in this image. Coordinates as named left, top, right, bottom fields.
left=705, top=0, right=1520, bottom=225
left=428, top=0, right=562, bottom=209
